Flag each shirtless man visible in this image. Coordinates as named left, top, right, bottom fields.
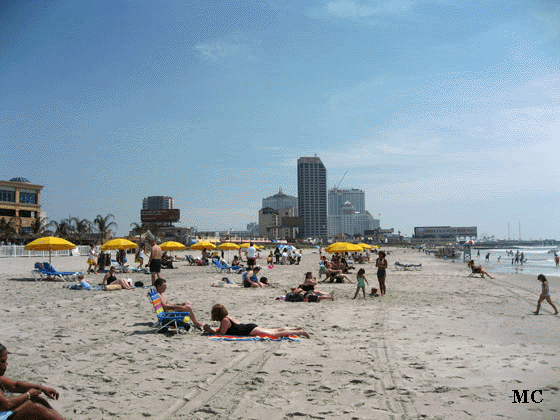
left=155, top=279, right=203, bottom=329
left=148, top=240, right=163, bottom=286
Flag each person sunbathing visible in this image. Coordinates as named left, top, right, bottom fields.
left=155, top=279, right=203, bottom=329
left=299, top=272, right=331, bottom=297
left=101, top=266, right=134, bottom=289
left=467, top=260, right=494, bottom=279
left=202, top=304, right=310, bottom=338
left=0, top=343, right=66, bottom=420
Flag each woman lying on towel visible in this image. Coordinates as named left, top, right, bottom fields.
left=202, top=304, right=310, bottom=338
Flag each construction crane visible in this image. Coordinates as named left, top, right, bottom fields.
left=336, top=170, right=349, bottom=189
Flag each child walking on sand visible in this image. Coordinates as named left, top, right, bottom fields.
left=353, top=268, right=368, bottom=299
left=534, top=274, right=559, bottom=315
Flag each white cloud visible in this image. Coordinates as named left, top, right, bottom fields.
left=326, top=0, right=415, bottom=19
left=194, top=35, right=260, bottom=63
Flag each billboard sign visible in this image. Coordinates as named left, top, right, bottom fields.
left=141, top=209, right=180, bottom=223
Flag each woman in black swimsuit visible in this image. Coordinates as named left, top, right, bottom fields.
left=203, top=304, right=310, bottom=338
left=101, top=266, right=134, bottom=289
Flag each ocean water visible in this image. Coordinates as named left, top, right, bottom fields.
left=468, top=246, right=560, bottom=278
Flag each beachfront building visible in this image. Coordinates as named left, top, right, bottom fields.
left=262, top=187, right=297, bottom=213
left=328, top=200, right=379, bottom=237
left=259, top=188, right=299, bottom=240
left=0, top=178, right=44, bottom=237
left=328, top=187, right=365, bottom=216
left=412, top=226, right=477, bottom=246
left=297, top=155, right=327, bottom=240
left=258, top=206, right=299, bottom=240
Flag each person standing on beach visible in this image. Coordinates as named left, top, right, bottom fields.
left=148, top=240, right=163, bottom=286
left=555, top=254, right=559, bottom=268
left=534, top=274, right=559, bottom=315
left=375, top=251, right=388, bottom=296
left=0, top=343, right=66, bottom=420
left=87, top=243, right=98, bottom=274
left=353, top=268, right=369, bottom=299
left=246, top=243, right=256, bottom=268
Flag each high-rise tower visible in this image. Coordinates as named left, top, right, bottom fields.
left=297, top=156, right=327, bottom=239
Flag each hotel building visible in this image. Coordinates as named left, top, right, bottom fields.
left=297, top=156, right=327, bottom=239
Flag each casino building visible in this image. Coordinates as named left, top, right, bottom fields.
left=0, top=177, right=44, bottom=236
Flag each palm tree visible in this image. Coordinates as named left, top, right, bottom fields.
left=0, top=217, right=19, bottom=243
left=71, top=217, right=93, bottom=244
left=29, top=216, right=48, bottom=239
left=130, top=222, right=145, bottom=236
left=94, top=214, right=118, bottom=242
left=46, top=218, right=74, bottom=239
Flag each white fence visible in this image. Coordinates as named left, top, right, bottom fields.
left=0, top=245, right=91, bottom=258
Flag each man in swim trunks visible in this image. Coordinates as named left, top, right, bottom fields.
left=148, top=240, right=163, bottom=286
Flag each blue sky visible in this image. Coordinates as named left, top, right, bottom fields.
left=2, top=0, right=559, bottom=239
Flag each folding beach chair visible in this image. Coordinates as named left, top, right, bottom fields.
left=147, top=288, right=191, bottom=334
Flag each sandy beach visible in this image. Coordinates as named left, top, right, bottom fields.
left=1, top=248, right=559, bottom=419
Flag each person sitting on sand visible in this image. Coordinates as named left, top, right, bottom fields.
left=155, top=279, right=204, bottom=329
left=242, top=267, right=267, bottom=288
left=320, top=257, right=353, bottom=283
left=534, top=274, right=559, bottom=315
left=299, top=272, right=331, bottom=297
left=203, top=304, right=310, bottom=338
left=161, top=252, right=174, bottom=269
left=467, top=260, right=494, bottom=279
left=101, top=266, right=134, bottom=289
left=0, top=343, right=66, bottom=420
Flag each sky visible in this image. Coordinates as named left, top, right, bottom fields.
left=1, top=0, right=559, bottom=240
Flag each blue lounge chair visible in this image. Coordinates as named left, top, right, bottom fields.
left=33, top=262, right=81, bottom=281
left=147, top=288, right=190, bottom=334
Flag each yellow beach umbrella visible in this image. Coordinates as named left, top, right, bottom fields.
left=100, top=238, right=138, bottom=251
left=239, top=243, right=253, bottom=249
left=371, top=245, right=380, bottom=249
left=326, top=242, right=363, bottom=253
left=358, top=243, right=373, bottom=250
left=25, top=236, right=77, bottom=263
left=160, top=241, right=187, bottom=251
left=191, top=240, right=216, bottom=250
left=218, top=242, right=240, bottom=250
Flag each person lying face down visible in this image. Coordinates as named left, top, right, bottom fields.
left=203, top=304, right=310, bottom=338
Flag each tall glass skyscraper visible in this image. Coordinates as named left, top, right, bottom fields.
left=297, top=156, right=327, bottom=239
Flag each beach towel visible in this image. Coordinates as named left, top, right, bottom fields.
left=209, top=335, right=300, bottom=342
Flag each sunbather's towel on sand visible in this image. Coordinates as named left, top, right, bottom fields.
left=209, top=335, right=300, bottom=342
